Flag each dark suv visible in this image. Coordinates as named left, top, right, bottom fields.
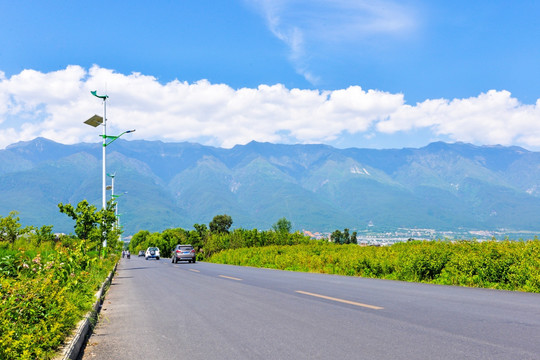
left=171, top=244, right=196, bottom=263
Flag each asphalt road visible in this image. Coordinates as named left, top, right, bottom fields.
left=80, top=257, right=540, bottom=359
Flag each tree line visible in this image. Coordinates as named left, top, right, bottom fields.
left=128, top=215, right=316, bottom=259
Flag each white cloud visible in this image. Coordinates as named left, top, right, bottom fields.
left=245, top=0, right=418, bottom=84
left=377, top=90, right=540, bottom=147
left=0, top=66, right=539, bottom=151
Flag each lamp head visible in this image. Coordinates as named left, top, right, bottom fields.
left=91, top=90, right=109, bottom=99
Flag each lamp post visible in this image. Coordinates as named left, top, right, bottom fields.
left=107, top=172, right=115, bottom=198
left=106, top=172, right=116, bottom=227
left=84, top=91, right=135, bottom=249
left=91, top=90, right=108, bottom=210
left=111, top=192, right=127, bottom=243
left=106, top=172, right=124, bottom=226
left=108, top=172, right=127, bottom=244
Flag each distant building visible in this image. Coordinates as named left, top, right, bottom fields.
left=303, top=230, right=329, bottom=240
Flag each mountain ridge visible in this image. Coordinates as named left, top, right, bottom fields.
left=1, top=138, right=539, bottom=236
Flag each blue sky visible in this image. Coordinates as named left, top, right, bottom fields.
left=0, top=0, right=539, bottom=150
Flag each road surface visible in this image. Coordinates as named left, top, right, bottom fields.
left=80, top=257, right=540, bottom=359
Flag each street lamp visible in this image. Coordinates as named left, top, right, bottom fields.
left=106, top=172, right=115, bottom=197
left=84, top=91, right=135, bottom=248
left=103, top=129, right=136, bottom=146
left=90, top=90, right=108, bottom=211
left=111, top=192, right=127, bottom=235
left=106, top=172, right=122, bottom=225
left=107, top=172, right=128, bottom=244
left=106, top=172, right=116, bottom=226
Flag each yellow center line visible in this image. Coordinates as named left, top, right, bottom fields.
left=218, top=275, right=243, bottom=281
left=295, top=290, right=384, bottom=310
left=189, top=269, right=200, bottom=273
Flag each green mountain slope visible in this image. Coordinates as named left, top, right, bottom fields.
left=1, top=138, right=540, bottom=235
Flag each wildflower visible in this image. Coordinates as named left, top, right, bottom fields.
left=22, top=263, right=29, bottom=269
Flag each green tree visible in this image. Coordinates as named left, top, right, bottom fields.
left=35, top=225, right=55, bottom=245
left=58, top=200, right=99, bottom=240
left=0, top=211, right=22, bottom=243
left=209, top=214, right=233, bottom=234
left=331, top=228, right=358, bottom=245
left=145, top=232, right=168, bottom=254
left=193, top=223, right=209, bottom=251
left=272, top=217, right=292, bottom=234
left=331, top=229, right=344, bottom=244
left=58, top=199, right=120, bottom=254
left=350, top=231, right=358, bottom=245
left=343, top=228, right=350, bottom=244
left=162, top=228, right=188, bottom=255
left=129, top=230, right=150, bottom=252
left=194, top=223, right=208, bottom=239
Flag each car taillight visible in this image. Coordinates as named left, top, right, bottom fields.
left=176, top=250, right=181, bottom=253
left=190, top=250, right=195, bottom=253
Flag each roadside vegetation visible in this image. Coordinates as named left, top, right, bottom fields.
left=130, top=215, right=539, bottom=293
left=0, top=202, right=121, bottom=360
left=208, top=238, right=540, bottom=293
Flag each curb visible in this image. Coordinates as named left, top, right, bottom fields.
left=54, top=262, right=118, bottom=360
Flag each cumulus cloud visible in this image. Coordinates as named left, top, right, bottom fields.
left=0, top=66, right=539, bottom=150
left=377, top=90, right=540, bottom=147
left=245, top=0, right=418, bottom=84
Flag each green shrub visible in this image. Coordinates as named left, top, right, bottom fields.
left=0, top=241, right=118, bottom=359
left=208, top=240, right=540, bottom=293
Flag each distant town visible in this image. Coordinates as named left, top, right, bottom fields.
left=303, top=227, right=539, bottom=245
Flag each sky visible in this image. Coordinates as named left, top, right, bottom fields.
left=0, top=0, right=539, bottom=150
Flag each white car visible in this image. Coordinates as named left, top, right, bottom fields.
left=145, top=247, right=160, bottom=260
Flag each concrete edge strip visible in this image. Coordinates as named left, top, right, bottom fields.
left=54, top=262, right=118, bottom=360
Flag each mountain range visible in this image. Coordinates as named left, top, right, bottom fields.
left=2, top=137, right=540, bottom=236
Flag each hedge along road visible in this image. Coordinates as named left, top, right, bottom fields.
left=80, top=256, right=540, bottom=360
